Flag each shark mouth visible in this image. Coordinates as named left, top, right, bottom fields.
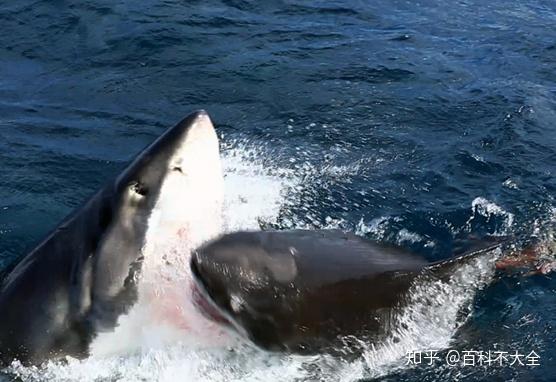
left=190, top=261, right=230, bottom=326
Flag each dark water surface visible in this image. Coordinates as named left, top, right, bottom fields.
left=1, top=0, right=555, bottom=381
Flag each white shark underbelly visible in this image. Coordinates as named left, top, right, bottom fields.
left=89, top=113, right=229, bottom=356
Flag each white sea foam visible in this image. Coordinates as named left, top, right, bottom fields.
left=397, top=228, right=424, bottom=244
left=220, top=143, right=298, bottom=232
left=355, top=216, right=395, bottom=239
left=467, top=197, right=515, bottom=234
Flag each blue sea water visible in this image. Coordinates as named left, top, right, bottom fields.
left=0, top=0, right=555, bottom=381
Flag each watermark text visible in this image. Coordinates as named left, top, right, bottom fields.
left=406, top=349, right=540, bottom=367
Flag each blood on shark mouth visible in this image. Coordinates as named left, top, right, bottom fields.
left=191, top=280, right=230, bottom=326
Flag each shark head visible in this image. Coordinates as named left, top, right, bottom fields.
left=90, top=110, right=224, bottom=329
left=0, top=110, right=226, bottom=364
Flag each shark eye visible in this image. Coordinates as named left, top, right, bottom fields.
left=130, top=181, right=148, bottom=196
left=172, top=166, right=184, bottom=174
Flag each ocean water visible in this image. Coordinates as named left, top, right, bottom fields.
left=1, top=0, right=555, bottom=381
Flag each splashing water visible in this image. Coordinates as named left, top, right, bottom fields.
left=360, top=248, right=501, bottom=378
left=4, top=143, right=510, bottom=382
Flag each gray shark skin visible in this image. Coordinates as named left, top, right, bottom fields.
left=0, top=110, right=219, bottom=365
left=191, top=229, right=504, bottom=355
